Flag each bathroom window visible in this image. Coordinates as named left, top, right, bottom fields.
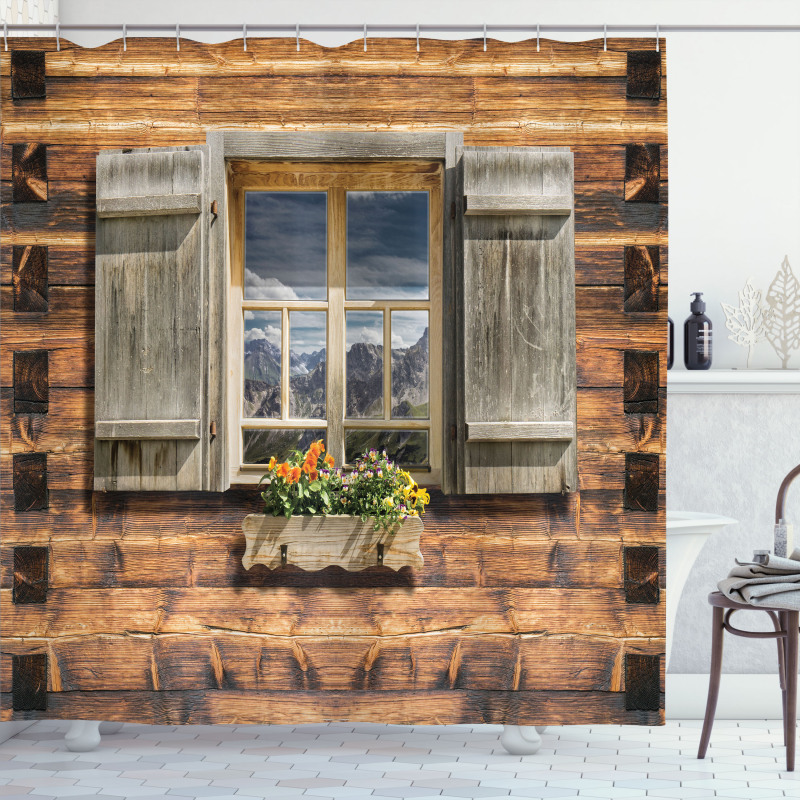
left=228, top=161, right=442, bottom=485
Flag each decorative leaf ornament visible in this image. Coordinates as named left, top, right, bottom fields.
left=720, top=279, right=771, bottom=368
left=764, top=256, right=800, bottom=368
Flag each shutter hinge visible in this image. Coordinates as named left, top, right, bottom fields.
left=450, top=201, right=456, bottom=220
left=210, top=420, right=217, bottom=441
left=210, top=200, right=218, bottom=219
left=450, top=424, right=457, bottom=442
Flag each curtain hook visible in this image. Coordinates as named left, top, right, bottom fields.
left=56, top=22, right=60, bottom=51
left=176, top=23, right=180, bottom=52
left=296, top=22, right=300, bottom=52
left=364, top=23, right=367, bottom=52
left=483, top=22, right=487, bottom=51
left=416, top=22, right=420, bottom=52
left=603, top=23, right=607, bottom=51
left=656, top=23, right=660, bottom=52
left=122, top=23, right=127, bottom=52
left=3, top=22, right=7, bottom=51
left=536, top=23, right=540, bottom=52
left=243, top=23, right=247, bottom=51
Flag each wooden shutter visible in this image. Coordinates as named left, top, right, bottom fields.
left=456, top=146, right=577, bottom=494
left=94, top=146, right=225, bottom=491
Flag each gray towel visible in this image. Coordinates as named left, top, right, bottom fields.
left=718, top=548, right=800, bottom=610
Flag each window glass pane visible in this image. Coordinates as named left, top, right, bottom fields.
left=391, top=310, right=429, bottom=419
left=345, top=430, right=428, bottom=467
left=346, top=191, right=429, bottom=300
left=245, top=191, right=327, bottom=301
left=243, top=310, right=281, bottom=418
left=289, top=311, right=326, bottom=418
left=243, top=429, right=326, bottom=465
left=346, top=311, right=383, bottom=419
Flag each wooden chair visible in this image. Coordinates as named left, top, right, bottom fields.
left=697, top=591, right=799, bottom=771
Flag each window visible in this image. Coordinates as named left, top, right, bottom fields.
left=227, top=161, right=443, bottom=486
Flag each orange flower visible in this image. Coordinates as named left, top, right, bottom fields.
left=302, top=461, right=313, bottom=475
left=324, top=454, right=334, bottom=468
left=267, top=456, right=276, bottom=470
left=288, top=467, right=302, bottom=484
left=276, top=462, right=290, bottom=479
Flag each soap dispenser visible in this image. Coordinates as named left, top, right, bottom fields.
left=684, top=292, right=712, bottom=370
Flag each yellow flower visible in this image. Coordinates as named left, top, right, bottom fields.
left=383, top=497, right=394, bottom=507
left=267, top=456, right=276, bottom=470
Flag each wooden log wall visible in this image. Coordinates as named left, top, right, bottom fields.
left=1, top=36, right=667, bottom=725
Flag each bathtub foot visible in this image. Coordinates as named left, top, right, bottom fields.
left=98, top=722, right=124, bottom=735
left=64, top=720, right=101, bottom=752
left=500, top=724, right=542, bottom=755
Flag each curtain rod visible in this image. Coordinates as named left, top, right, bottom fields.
left=3, top=23, right=800, bottom=35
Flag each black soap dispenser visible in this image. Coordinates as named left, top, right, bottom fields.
left=667, top=317, right=674, bottom=370
left=684, top=292, right=712, bottom=370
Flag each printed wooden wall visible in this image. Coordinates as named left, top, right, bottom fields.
left=1, top=36, right=666, bottom=725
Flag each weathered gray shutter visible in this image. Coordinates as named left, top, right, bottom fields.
left=456, top=146, right=577, bottom=494
left=94, top=146, right=226, bottom=491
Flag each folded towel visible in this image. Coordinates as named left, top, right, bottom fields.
left=718, top=548, right=800, bottom=610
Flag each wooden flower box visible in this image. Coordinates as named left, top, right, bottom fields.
left=241, top=514, right=424, bottom=572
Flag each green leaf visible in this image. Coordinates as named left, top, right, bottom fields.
left=297, top=483, right=304, bottom=499
left=309, top=480, right=321, bottom=492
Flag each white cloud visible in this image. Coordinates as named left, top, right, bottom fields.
left=358, top=326, right=382, bottom=345
left=243, top=310, right=255, bottom=320
left=244, top=269, right=300, bottom=301
left=244, top=324, right=281, bottom=344
left=391, top=333, right=406, bottom=348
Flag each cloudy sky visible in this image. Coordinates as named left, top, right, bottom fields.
left=244, top=190, right=429, bottom=301
left=346, top=192, right=429, bottom=300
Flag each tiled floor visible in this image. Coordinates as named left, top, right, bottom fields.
left=1, top=720, right=798, bottom=799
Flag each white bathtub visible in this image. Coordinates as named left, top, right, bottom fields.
left=665, top=511, right=738, bottom=669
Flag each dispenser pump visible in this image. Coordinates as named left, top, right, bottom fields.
left=690, top=292, right=706, bottom=314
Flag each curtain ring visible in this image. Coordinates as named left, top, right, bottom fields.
left=483, top=22, right=487, bottom=51
left=176, top=23, right=180, bottom=52
left=122, top=23, right=127, bottom=52
left=56, top=22, right=60, bottom=51
left=243, top=23, right=247, bottom=51
left=364, top=23, right=367, bottom=52
left=416, top=22, right=420, bottom=52
left=656, top=23, right=660, bottom=51
left=603, top=23, right=607, bottom=51
left=536, top=23, right=540, bottom=52
left=296, top=23, right=300, bottom=52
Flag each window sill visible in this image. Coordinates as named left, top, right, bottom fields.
left=667, top=369, right=800, bottom=394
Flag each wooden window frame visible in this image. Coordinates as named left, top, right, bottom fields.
left=226, top=160, right=443, bottom=487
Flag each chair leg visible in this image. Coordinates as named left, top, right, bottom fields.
left=776, top=611, right=788, bottom=746
left=785, top=611, right=798, bottom=772
left=698, top=606, right=725, bottom=759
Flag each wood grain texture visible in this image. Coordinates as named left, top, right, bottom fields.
left=624, top=350, right=659, bottom=414
left=0, top=688, right=662, bottom=726
left=466, top=422, right=573, bottom=441
left=12, top=245, right=48, bottom=312
left=12, top=653, right=47, bottom=711
left=624, top=546, right=660, bottom=604
left=624, top=453, right=660, bottom=513
left=462, top=147, right=577, bottom=494
left=12, top=546, right=48, bottom=604
left=0, top=36, right=666, bottom=727
left=625, top=653, right=661, bottom=711
left=241, top=515, right=424, bottom=571
left=94, top=147, right=207, bottom=491
left=624, top=245, right=660, bottom=312
left=13, top=350, right=48, bottom=414
left=463, top=194, right=572, bottom=215
left=627, top=51, right=662, bottom=100
left=624, top=144, right=660, bottom=203
left=12, top=452, right=48, bottom=511
left=12, top=144, right=48, bottom=203
left=10, top=51, right=46, bottom=99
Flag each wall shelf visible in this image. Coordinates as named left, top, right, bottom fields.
left=668, top=369, right=800, bottom=394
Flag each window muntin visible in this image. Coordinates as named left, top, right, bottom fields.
left=229, top=161, right=442, bottom=485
